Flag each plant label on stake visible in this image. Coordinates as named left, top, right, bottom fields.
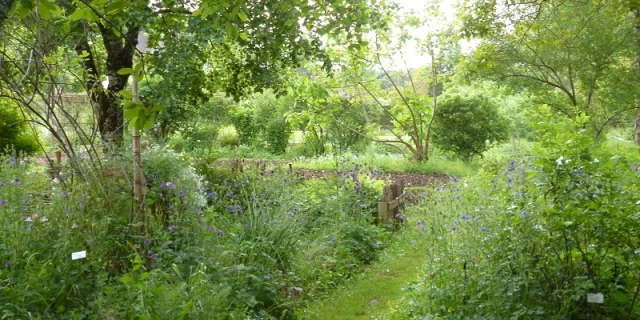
left=71, top=250, right=87, bottom=260
left=587, top=293, right=604, bottom=304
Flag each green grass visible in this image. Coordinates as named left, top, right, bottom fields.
left=301, top=223, right=428, bottom=320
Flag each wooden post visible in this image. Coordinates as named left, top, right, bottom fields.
left=54, top=151, right=62, bottom=163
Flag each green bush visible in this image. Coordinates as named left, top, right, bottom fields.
left=393, top=118, right=640, bottom=319
left=0, top=98, right=40, bottom=154
left=228, top=106, right=257, bottom=145
left=433, top=88, right=510, bottom=161
left=217, top=126, right=240, bottom=148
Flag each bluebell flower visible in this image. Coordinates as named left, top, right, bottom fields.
left=9, top=156, right=16, bottom=166
left=273, top=220, right=278, bottom=225
left=161, top=182, right=167, bottom=189
left=521, top=210, right=528, bottom=216
left=420, top=225, right=425, bottom=232
left=287, top=211, right=294, bottom=217
left=64, top=208, right=69, bottom=214
left=226, top=190, right=233, bottom=196
left=461, top=214, right=471, bottom=221
left=179, top=190, right=185, bottom=198
left=481, top=226, right=487, bottom=232
left=168, top=224, right=175, bottom=232
left=451, top=226, right=457, bottom=231
left=507, top=176, right=513, bottom=183
left=247, top=223, right=252, bottom=228
left=331, top=237, right=337, bottom=243
left=217, top=229, right=223, bottom=237
left=148, top=250, right=157, bottom=261
left=473, top=217, right=479, bottom=222
left=306, top=253, right=312, bottom=260
left=5, top=260, right=12, bottom=268
left=454, top=188, right=460, bottom=192
left=207, top=191, right=216, bottom=198
left=61, top=191, right=68, bottom=197
left=207, top=226, right=214, bottom=232
left=456, top=195, right=461, bottom=200
left=0, top=199, right=5, bottom=206
left=168, top=203, right=173, bottom=210
left=242, top=178, right=247, bottom=184
left=453, top=219, right=458, bottom=225
left=234, top=183, right=239, bottom=188
left=145, top=238, right=151, bottom=245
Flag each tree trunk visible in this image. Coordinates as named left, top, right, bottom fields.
left=74, top=22, right=139, bottom=145
left=0, top=0, right=14, bottom=30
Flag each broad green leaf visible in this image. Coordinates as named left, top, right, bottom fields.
left=133, top=62, right=143, bottom=73
left=123, top=107, right=141, bottom=119
left=152, top=104, right=166, bottom=112
left=238, top=32, right=248, bottom=40
left=78, top=50, right=90, bottom=58
left=117, top=68, right=133, bottom=75
left=142, top=116, right=155, bottom=129
left=119, top=90, right=133, bottom=99
left=38, top=0, right=62, bottom=19
left=70, top=8, right=86, bottom=20
left=238, top=11, right=248, bottom=22
left=105, top=1, right=125, bottom=13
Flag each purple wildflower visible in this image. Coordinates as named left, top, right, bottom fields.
left=473, top=217, right=479, bottom=222
left=207, top=226, right=214, bottom=232
left=5, top=260, right=12, bottom=268
left=226, top=190, right=233, bottom=196
left=455, top=195, right=461, bottom=200
left=9, top=156, right=16, bottom=166
left=306, top=253, right=312, bottom=260
left=287, top=211, right=294, bottom=217
left=273, top=220, right=278, bottom=225
left=61, top=191, right=68, bottom=197
left=481, top=226, right=487, bottom=232
left=168, top=224, right=175, bottom=232
left=179, top=190, right=185, bottom=198
left=207, top=191, right=216, bottom=198
left=420, top=225, right=425, bottom=232
left=161, top=182, right=167, bottom=189
left=331, top=237, right=337, bottom=243
left=507, top=176, right=513, bottom=183
left=451, top=226, right=457, bottom=231
left=521, top=210, right=528, bottom=216
left=64, top=208, right=69, bottom=214
left=0, top=199, right=5, bottom=206
left=148, top=250, right=157, bottom=261
left=168, top=203, right=173, bottom=210
left=25, top=216, right=32, bottom=222
left=145, top=238, right=151, bottom=245
left=216, top=229, right=223, bottom=237
left=461, top=214, right=471, bottom=221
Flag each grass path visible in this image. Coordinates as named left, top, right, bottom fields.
left=301, top=229, right=427, bottom=320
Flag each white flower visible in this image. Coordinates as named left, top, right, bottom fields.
left=555, top=156, right=564, bottom=166
left=593, top=158, right=599, bottom=163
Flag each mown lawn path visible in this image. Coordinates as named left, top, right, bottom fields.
left=302, top=233, right=427, bottom=320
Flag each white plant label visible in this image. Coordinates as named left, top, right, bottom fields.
left=587, top=293, right=604, bottom=304
left=71, top=251, right=87, bottom=260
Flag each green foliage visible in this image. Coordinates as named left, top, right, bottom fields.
left=433, top=88, right=510, bottom=161
left=217, top=126, right=240, bottom=148
left=228, top=91, right=293, bottom=154
left=0, top=98, right=39, bottom=154
left=0, top=147, right=389, bottom=319
left=392, top=119, right=640, bottom=319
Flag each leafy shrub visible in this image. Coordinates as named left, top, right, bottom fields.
left=393, top=118, right=640, bottom=319
left=217, top=126, right=240, bottom=148
left=228, top=106, right=257, bottom=145
left=433, top=88, right=510, bottom=161
left=0, top=98, right=40, bottom=154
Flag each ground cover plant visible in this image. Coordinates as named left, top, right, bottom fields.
left=392, top=120, right=640, bottom=319
left=0, top=150, right=391, bottom=319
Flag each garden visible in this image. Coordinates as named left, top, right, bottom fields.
left=2, top=0, right=640, bottom=319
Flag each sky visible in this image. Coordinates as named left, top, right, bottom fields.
left=388, top=0, right=469, bottom=68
